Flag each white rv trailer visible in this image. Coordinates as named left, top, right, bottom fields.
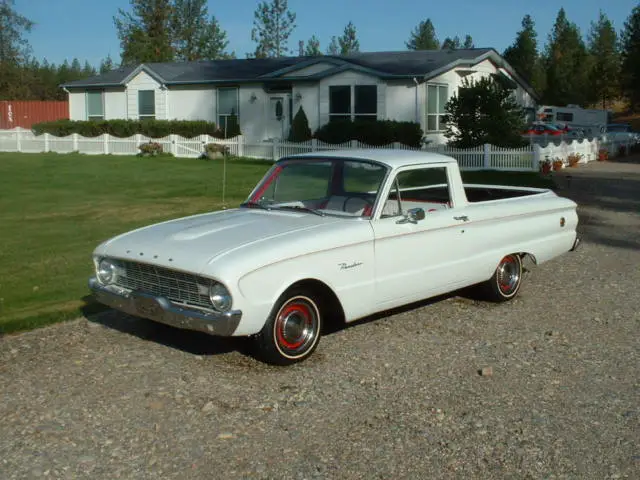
left=537, top=105, right=611, bottom=135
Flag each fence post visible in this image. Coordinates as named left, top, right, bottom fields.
left=72, top=133, right=78, bottom=152
left=237, top=135, right=244, bottom=157
left=170, top=134, right=177, bottom=156
left=350, top=139, right=357, bottom=149
left=104, top=134, right=110, bottom=155
left=483, top=144, right=491, bottom=169
left=16, top=129, right=21, bottom=152
left=44, top=133, right=50, bottom=153
left=533, top=144, right=541, bottom=171
left=272, top=139, right=278, bottom=161
left=311, top=138, right=317, bottom=152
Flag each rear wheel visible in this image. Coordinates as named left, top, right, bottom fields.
left=483, top=254, right=523, bottom=302
left=252, top=288, right=322, bottom=365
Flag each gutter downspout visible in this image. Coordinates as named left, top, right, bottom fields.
left=413, top=77, right=420, bottom=124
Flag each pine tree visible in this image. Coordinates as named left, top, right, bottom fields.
left=99, top=55, right=115, bottom=73
left=543, top=8, right=590, bottom=106
left=620, top=5, right=640, bottom=110
left=326, top=36, right=339, bottom=55
left=587, top=11, right=619, bottom=109
left=406, top=19, right=439, bottom=50
left=441, top=36, right=461, bottom=50
left=114, top=0, right=174, bottom=65
left=171, top=0, right=230, bottom=60
left=463, top=35, right=474, bottom=48
left=0, top=0, right=34, bottom=100
left=338, top=21, right=359, bottom=54
left=304, top=35, right=321, bottom=56
left=503, top=15, right=545, bottom=93
left=250, top=0, right=296, bottom=58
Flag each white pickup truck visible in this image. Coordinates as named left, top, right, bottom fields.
left=89, top=149, right=580, bottom=365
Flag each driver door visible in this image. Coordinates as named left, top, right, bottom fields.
left=371, top=164, right=469, bottom=307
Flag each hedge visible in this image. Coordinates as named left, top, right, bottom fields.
left=31, top=119, right=240, bottom=139
left=314, top=119, right=423, bottom=148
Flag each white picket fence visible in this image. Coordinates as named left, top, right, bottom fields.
left=0, top=127, right=634, bottom=171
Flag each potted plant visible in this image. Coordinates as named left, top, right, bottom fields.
left=567, top=153, right=583, bottom=167
left=540, top=158, right=552, bottom=175
left=204, top=142, right=230, bottom=159
left=598, top=148, right=608, bottom=161
left=138, top=141, right=163, bottom=157
left=552, top=158, right=564, bottom=171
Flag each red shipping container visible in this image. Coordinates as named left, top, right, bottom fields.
left=0, top=100, right=69, bottom=130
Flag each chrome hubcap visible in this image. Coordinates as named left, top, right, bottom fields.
left=275, top=297, right=319, bottom=356
left=497, top=255, right=520, bottom=295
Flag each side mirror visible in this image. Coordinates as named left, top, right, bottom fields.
left=396, top=207, right=425, bottom=224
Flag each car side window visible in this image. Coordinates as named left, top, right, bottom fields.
left=381, top=167, right=451, bottom=218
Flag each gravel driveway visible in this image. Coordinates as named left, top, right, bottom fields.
left=1, top=161, right=638, bottom=479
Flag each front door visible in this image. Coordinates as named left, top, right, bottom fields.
left=371, top=164, right=470, bottom=307
left=266, top=95, right=292, bottom=140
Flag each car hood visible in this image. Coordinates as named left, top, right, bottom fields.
left=96, top=208, right=343, bottom=274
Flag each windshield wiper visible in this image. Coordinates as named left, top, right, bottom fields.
left=274, top=205, right=325, bottom=216
left=240, top=201, right=271, bottom=210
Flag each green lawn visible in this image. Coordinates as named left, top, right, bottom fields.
left=0, top=152, right=554, bottom=335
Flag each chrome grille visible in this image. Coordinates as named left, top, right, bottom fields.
left=114, top=260, right=212, bottom=309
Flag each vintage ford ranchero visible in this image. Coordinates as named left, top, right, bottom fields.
left=89, top=149, right=580, bottom=365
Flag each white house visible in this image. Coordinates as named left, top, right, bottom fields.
left=61, top=49, right=538, bottom=145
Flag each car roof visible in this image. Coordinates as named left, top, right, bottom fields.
left=280, top=148, right=456, bottom=169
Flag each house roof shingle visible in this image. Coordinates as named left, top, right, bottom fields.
left=60, top=48, right=536, bottom=98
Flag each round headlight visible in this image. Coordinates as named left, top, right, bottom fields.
left=209, top=283, right=232, bottom=312
left=96, top=258, right=116, bottom=285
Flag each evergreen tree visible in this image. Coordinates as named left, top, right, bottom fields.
left=620, top=4, right=640, bottom=110
left=441, top=36, right=461, bottom=50
left=443, top=75, right=526, bottom=148
left=288, top=106, right=312, bottom=141
left=114, top=0, right=174, bottom=64
left=338, top=21, right=359, bottom=54
left=463, top=34, right=474, bottom=48
left=326, top=36, right=339, bottom=55
left=0, top=0, right=34, bottom=100
left=406, top=19, right=439, bottom=50
left=250, top=0, right=296, bottom=58
left=587, top=11, right=619, bottom=109
left=99, top=55, right=115, bottom=73
left=171, top=0, right=230, bottom=60
left=304, top=35, right=322, bottom=56
left=543, top=8, right=590, bottom=106
left=503, top=14, right=545, bottom=94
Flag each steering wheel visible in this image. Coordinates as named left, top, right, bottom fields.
left=343, top=196, right=374, bottom=215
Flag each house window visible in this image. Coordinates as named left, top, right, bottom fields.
left=426, top=84, right=448, bottom=132
left=217, top=87, right=239, bottom=132
left=138, top=90, right=155, bottom=120
left=86, top=91, right=104, bottom=121
left=329, top=85, right=377, bottom=122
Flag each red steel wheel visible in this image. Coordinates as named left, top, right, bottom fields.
left=483, top=254, right=523, bottom=302
left=252, top=288, right=323, bottom=365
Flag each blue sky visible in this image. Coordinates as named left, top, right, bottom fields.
left=18, top=0, right=640, bottom=67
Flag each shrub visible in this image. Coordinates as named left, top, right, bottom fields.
left=288, top=106, right=312, bottom=142
left=138, top=141, right=163, bottom=156
left=31, top=119, right=240, bottom=139
left=314, top=119, right=423, bottom=148
left=552, top=158, right=564, bottom=171
left=204, top=142, right=230, bottom=158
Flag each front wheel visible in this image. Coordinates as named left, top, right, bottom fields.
left=482, top=254, right=523, bottom=302
left=251, top=288, right=322, bottom=365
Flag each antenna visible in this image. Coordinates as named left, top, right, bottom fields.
left=299, top=40, right=304, bottom=56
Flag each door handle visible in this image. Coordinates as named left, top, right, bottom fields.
left=454, top=215, right=469, bottom=222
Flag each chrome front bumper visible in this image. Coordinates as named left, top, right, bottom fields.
left=88, top=277, right=242, bottom=336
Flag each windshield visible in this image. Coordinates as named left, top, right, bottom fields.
left=242, top=158, right=388, bottom=218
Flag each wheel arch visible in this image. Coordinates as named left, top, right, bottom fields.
left=281, top=278, right=346, bottom=329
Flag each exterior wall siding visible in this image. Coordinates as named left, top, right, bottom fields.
left=292, top=84, right=320, bottom=132
left=69, top=92, right=86, bottom=121
left=239, top=84, right=270, bottom=139
left=126, top=71, right=165, bottom=120
left=104, top=89, right=127, bottom=119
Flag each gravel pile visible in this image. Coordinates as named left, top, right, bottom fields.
left=1, top=162, right=638, bottom=479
